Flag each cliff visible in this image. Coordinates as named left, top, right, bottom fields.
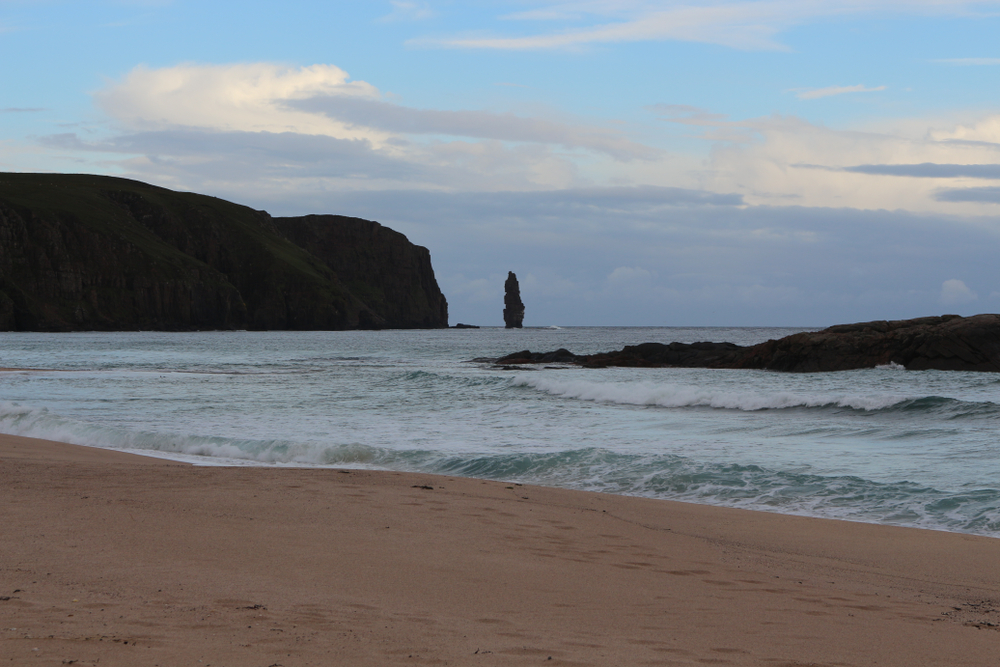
left=0, top=173, right=447, bottom=331
left=495, top=314, right=1000, bottom=373
left=274, top=215, right=447, bottom=329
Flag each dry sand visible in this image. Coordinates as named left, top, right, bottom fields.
left=2, top=433, right=999, bottom=666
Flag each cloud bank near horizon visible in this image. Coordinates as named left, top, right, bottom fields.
left=38, top=62, right=1000, bottom=218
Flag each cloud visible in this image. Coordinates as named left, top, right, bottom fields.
left=39, top=128, right=617, bottom=194
left=39, top=130, right=429, bottom=183
left=667, top=110, right=1000, bottom=213
left=314, top=189, right=1000, bottom=326
left=94, top=63, right=384, bottom=140
left=607, top=266, right=654, bottom=291
left=72, top=63, right=1000, bottom=219
left=414, top=2, right=795, bottom=51
left=930, top=114, right=1000, bottom=144
left=379, top=1, right=433, bottom=22
left=940, top=279, right=977, bottom=305
left=440, top=274, right=500, bottom=304
left=413, top=1, right=1000, bottom=52
left=934, top=186, right=1000, bottom=203
left=88, top=61, right=659, bottom=185
left=73, top=62, right=1000, bottom=220
left=844, top=163, right=1000, bottom=178
left=648, top=104, right=728, bottom=125
left=934, top=58, right=1000, bottom=65
left=499, top=185, right=743, bottom=209
left=796, top=85, right=886, bottom=100
left=290, top=95, right=659, bottom=161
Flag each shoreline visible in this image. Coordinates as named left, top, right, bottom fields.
left=7, top=432, right=996, bottom=539
left=3, top=433, right=999, bottom=666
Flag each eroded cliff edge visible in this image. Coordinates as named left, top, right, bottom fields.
left=0, top=173, right=447, bottom=331
left=495, top=314, right=1000, bottom=372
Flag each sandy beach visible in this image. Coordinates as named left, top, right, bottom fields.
left=2, top=433, right=999, bottom=666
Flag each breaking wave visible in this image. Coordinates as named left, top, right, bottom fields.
left=3, top=400, right=998, bottom=536
left=420, top=448, right=1000, bottom=536
left=512, top=375, right=999, bottom=417
left=0, top=401, right=395, bottom=466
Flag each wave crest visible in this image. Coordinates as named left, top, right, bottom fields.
left=512, top=375, right=910, bottom=412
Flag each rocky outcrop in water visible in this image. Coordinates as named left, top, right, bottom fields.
left=494, top=314, right=1000, bottom=372
left=0, top=173, right=448, bottom=331
left=503, top=271, right=524, bottom=329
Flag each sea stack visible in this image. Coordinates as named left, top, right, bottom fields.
left=503, top=271, right=525, bottom=329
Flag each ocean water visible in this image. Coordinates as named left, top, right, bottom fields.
left=2, top=327, right=999, bottom=537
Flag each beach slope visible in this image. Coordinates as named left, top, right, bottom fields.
left=2, top=433, right=998, bottom=666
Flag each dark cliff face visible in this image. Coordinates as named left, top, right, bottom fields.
left=0, top=173, right=448, bottom=331
left=274, top=215, right=447, bottom=329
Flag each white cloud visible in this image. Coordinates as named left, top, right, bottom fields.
left=290, top=95, right=659, bottom=161
left=930, top=114, right=1000, bottom=144
left=379, top=1, right=434, bottom=22
left=607, top=266, right=654, bottom=288
left=659, top=109, right=1000, bottom=214
left=94, top=63, right=385, bottom=141
left=796, top=84, right=886, bottom=100
left=95, top=61, right=655, bottom=161
left=940, top=278, right=978, bottom=305
left=417, top=2, right=797, bottom=51
left=414, top=1, right=1000, bottom=52
left=934, top=58, right=1000, bottom=65
left=82, top=61, right=665, bottom=192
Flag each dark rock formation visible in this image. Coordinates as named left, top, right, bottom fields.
left=0, top=173, right=448, bottom=331
left=498, top=348, right=579, bottom=364
left=453, top=323, right=480, bottom=329
left=730, top=314, right=1000, bottom=372
left=493, top=314, right=1000, bottom=373
left=274, top=215, right=447, bottom=329
left=503, top=271, right=524, bottom=329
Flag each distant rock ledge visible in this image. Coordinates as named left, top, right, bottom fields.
left=493, top=314, right=1000, bottom=373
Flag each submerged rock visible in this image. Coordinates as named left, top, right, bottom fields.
left=493, top=314, right=1000, bottom=372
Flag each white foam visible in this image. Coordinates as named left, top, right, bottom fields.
left=513, top=375, right=908, bottom=412
left=0, top=401, right=382, bottom=466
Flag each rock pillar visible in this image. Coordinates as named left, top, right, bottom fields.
left=503, top=271, right=525, bottom=329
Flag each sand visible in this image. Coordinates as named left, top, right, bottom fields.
left=2, top=433, right=999, bottom=666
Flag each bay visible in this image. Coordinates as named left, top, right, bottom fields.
left=1, top=327, right=998, bottom=536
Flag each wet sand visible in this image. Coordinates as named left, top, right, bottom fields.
left=2, top=432, right=998, bottom=666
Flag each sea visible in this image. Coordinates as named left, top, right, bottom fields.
left=2, top=326, right=999, bottom=537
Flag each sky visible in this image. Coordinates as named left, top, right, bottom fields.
left=2, top=0, right=1000, bottom=326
